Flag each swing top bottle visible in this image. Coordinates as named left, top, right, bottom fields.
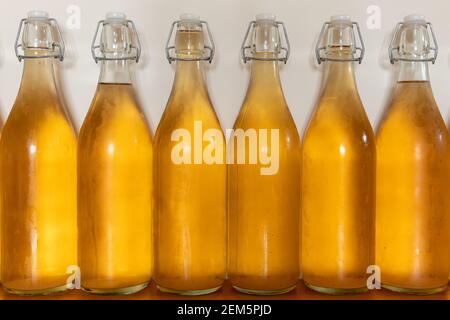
left=228, top=14, right=301, bottom=295
left=0, top=11, right=77, bottom=295
left=154, top=14, right=227, bottom=295
left=78, top=12, right=153, bottom=295
left=376, top=15, right=450, bottom=294
left=302, top=15, right=376, bottom=294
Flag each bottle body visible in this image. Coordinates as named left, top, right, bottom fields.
left=154, top=61, right=226, bottom=294
left=78, top=82, right=153, bottom=294
left=0, top=58, right=77, bottom=294
left=228, top=60, right=301, bottom=294
left=302, top=61, right=375, bottom=293
left=376, top=80, right=450, bottom=293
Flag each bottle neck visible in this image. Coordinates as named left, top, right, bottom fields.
left=170, top=25, right=210, bottom=98
left=321, top=60, right=358, bottom=96
left=171, top=60, right=209, bottom=97
left=19, top=57, right=58, bottom=95
left=247, top=59, right=284, bottom=100
left=99, top=60, right=132, bottom=84
left=397, top=61, right=430, bottom=82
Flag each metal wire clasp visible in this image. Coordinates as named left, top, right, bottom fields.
left=165, top=20, right=215, bottom=64
left=388, top=22, right=438, bottom=64
left=91, top=19, right=141, bottom=63
left=241, top=20, right=290, bottom=64
left=315, top=21, right=365, bottom=64
left=15, top=18, right=65, bottom=62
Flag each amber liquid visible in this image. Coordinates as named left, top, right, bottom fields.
left=78, top=83, right=153, bottom=294
left=0, top=58, right=77, bottom=294
left=302, top=61, right=376, bottom=293
left=228, top=60, right=301, bottom=294
left=376, top=81, right=450, bottom=293
left=154, top=47, right=226, bottom=293
left=0, top=124, right=3, bottom=284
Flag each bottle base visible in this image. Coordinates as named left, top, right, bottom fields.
left=382, top=283, right=447, bottom=295
left=157, top=284, right=222, bottom=296
left=3, top=284, right=68, bottom=296
left=82, top=282, right=149, bottom=295
left=232, top=284, right=296, bottom=296
left=305, top=282, right=368, bottom=295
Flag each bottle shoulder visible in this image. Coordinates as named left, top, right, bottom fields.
left=235, top=97, right=296, bottom=125
left=304, top=98, right=374, bottom=144
left=81, top=84, right=150, bottom=130
left=3, top=99, right=74, bottom=134
left=377, top=117, right=450, bottom=160
left=377, top=116, right=450, bottom=158
left=79, top=106, right=152, bottom=151
left=377, top=84, right=449, bottom=146
left=378, top=103, right=447, bottom=131
left=155, top=100, right=223, bottom=140
left=0, top=109, right=76, bottom=156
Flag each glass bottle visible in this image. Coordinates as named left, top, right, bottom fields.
left=0, top=11, right=77, bottom=295
left=228, top=14, right=301, bottom=295
left=154, top=14, right=226, bottom=295
left=376, top=15, right=450, bottom=294
left=302, top=15, right=375, bottom=294
left=78, top=13, right=153, bottom=295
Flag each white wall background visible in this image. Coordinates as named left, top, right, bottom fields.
left=0, top=0, right=449, bottom=134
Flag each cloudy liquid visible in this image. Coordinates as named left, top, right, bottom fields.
left=302, top=61, right=376, bottom=293
left=228, top=59, right=301, bottom=294
left=376, top=81, right=450, bottom=293
left=0, top=58, right=77, bottom=295
left=78, top=83, right=153, bottom=294
left=154, top=30, right=226, bottom=294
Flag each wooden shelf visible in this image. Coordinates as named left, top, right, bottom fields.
left=0, top=281, right=449, bottom=300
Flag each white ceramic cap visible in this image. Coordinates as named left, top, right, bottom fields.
left=330, top=15, right=351, bottom=22
left=105, top=12, right=127, bottom=22
left=256, top=13, right=276, bottom=21
left=403, top=14, right=426, bottom=23
left=27, top=10, right=49, bottom=20
left=180, top=13, right=200, bottom=22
